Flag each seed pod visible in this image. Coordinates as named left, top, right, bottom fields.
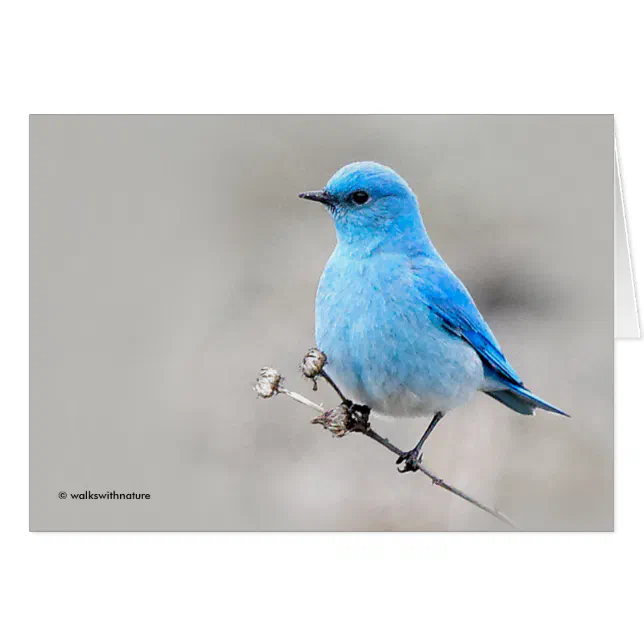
left=311, top=404, right=350, bottom=437
left=254, top=367, right=283, bottom=398
left=300, top=348, right=327, bottom=379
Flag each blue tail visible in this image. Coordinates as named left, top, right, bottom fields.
left=485, top=381, right=569, bottom=417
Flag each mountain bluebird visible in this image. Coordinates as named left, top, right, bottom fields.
left=300, top=161, right=567, bottom=472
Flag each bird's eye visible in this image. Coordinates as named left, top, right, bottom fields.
left=350, top=191, right=369, bottom=205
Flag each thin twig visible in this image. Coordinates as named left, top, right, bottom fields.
left=280, top=386, right=325, bottom=412
left=319, top=369, right=516, bottom=528
left=320, top=369, right=349, bottom=403
left=255, top=363, right=517, bottom=528
left=357, top=425, right=515, bottom=527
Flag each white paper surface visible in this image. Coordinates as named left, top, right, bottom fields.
left=614, top=130, right=640, bottom=339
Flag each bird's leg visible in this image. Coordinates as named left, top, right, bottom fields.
left=396, top=412, right=445, bottom=473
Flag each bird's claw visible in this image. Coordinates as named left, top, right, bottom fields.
left=396, top=449, right=422, bottom=473
left=343, top=401, right=371, bottom=433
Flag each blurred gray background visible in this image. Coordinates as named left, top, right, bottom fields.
left=30, top=115, right=613, bottom=531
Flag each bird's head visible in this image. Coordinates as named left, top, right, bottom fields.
left=299, top=161, right=426, bottom=251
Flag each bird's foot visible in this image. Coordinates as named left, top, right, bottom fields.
left=343, top=401, right=371, bottom=433
left=396, top=448, right=423, bottom=473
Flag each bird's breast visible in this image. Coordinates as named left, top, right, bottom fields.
left=315, top=251, right=484, bottom=416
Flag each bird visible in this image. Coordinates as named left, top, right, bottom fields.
left=299, top=161, right=568, bottom=473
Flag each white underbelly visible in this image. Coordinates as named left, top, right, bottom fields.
left=322, top=329, right=485, bottom=418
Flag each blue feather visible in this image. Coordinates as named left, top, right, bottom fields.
left=411, top=255, right=522, bottom=384
left=411, top=255, right=568, bottom=416
left=486, top=381, right=570, bottom=416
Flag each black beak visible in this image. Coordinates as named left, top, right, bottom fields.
left=298, top=190, right=334, bottom=206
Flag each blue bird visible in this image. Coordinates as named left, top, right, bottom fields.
left=300, top=161, right=567, bottom=472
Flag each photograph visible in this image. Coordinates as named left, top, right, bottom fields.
left=29, top=114, right=614, bottom=531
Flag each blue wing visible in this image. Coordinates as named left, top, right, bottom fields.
left=411, top=255, right=523, bottom=385
left=411, top=255, right=569, bottom=417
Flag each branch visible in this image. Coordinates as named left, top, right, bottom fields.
left=255, top=351, right=517, bottom=529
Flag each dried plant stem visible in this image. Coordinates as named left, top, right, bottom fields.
left=318, top=369, right=517, bottom=528
left=355, top=424, right=516, bottom=527
left=279, top=386, right=324, bottom=413
left=255, top=361, right=517, bottom=528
